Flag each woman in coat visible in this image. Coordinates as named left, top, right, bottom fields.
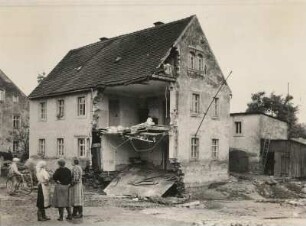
left=36, top=161, right=51, bottom=221
left=52, top=159, right=72, bottom=221
left=70, top=157, right=84, bottom=218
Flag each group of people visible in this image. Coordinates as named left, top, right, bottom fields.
left=36, top=157, right=84, bottom=221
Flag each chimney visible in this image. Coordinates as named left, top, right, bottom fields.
left=99, top=37, right=108, bottom=41
left=153, top=21, right=164, bottom=27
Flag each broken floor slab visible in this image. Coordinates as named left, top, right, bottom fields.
left=104, top=167, right=177, bottom=197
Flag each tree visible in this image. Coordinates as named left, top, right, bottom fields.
left=37, top=72, right=46, bottom=84
left=246, top=91, right=305, bottom=138
left=8, top=123, right=29, bottom=161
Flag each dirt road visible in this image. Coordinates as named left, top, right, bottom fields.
left=1, top=182, right=306, bottom=226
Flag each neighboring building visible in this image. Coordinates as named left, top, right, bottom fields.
left=29, top=15, right=231, bottom=187
left=229, top=112, right=288, bottom=173
left=0, top=69, right=29, bottom=156
left=270, top=139, right=306, bottom=178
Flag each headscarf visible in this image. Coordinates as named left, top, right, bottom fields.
left=13, top=158, right=20, bottom=162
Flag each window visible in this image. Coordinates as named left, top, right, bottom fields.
left=0, top=89, right=5, bottom=101
left=191, top=93, right=200, bottom=114
left=213, top=97, right=219, bottom=118
left=38, top=139, right=45, bottom=157
left=212, top=139, right=219, bottom=159
left=13, top=94, right=19, bottom=103
left=191, top=137, right=199, bottom=159
left=57, top=138, right=64, bottom=156
left=188, top=52, right=195, bottom=69
left=78, top=138, right=86, bottom=157
left=57, top=99, right=65, bottom=119
left=77, top=97, right=86, bottom=116
left=13, top=115, right=21, bottom=129
left=198, top=54, right=204, bottom=71
left=235, top=121, right=242, bottom=134
left=40, top=102, right=47, bottom=120
left=13, top=141, right=19, bottom=152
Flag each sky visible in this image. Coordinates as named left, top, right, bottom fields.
left=0, top=0, right=306, bottom=122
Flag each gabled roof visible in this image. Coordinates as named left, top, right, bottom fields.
left=29, top=15, right=195, bottom=99
left=0, top=69, right=26, bottom=96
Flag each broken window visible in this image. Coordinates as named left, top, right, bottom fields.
left=57, top=99, right=65, bottom=119
left=188, top=52, right=195, bottom=69
left=77, top=96, right=86, bottom=116
left=38, top=139, right=45, bottom=157
left=191, top=136, right=199, bottom=159
left=39, top=102, right=47, bottom=120
left=213, top=97, right=219, bottom=118
left=212, top=139, right=219, bottom=160
left=191, top=93, right=200, bottom=114
left=13, top=115, right=21, bottom=129
left=235, top=121, right=242, bottom=134
left=57, top=138, right=64, bottom=156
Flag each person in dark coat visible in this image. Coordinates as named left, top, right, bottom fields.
left=52, top=159, right=72, bottom=221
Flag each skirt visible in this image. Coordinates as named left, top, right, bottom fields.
left=70, top=182, right=84, bottom=206
left=52, top=184, right=71, bottom=208
left=37, top=184, right=51, bottom=209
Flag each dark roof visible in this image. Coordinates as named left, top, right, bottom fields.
left=29, top=15, right=195, bottom=99
left=230, top=112, right=288, bottom=123
left=0, top=69, right=26, bottom=96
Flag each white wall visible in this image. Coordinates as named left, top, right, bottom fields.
left=29, top=92, right=92, bottom=159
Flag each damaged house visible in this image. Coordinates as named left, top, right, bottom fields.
left=0, top=69, right=29, bottom=156
left=29, top=15, right=232, bottom=194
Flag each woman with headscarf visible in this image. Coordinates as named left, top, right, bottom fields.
left=52, top=159, right=72, bottom=221
left=36, top=161, right=51, bottom=221
left=70, top=157, right=84, bottom=218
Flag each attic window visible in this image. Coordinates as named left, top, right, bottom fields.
left=115, top=57, right=122, bottom=62
left=76, top=66, right=82, bottom=71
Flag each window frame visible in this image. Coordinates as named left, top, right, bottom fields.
left=77, top=96, right=86, bottom=117
left=212, top=97, right=220, bottom=118
left=211, top=138, right=219, bottom=160
left=38, top=139, right=46, bottom=157
left=191, top=92, right=201, bottom=116
left=198, top=53, right=204, bottom=71
left=57, top=138, right=65, bottom=157
left=188, top=51, right=196, bottom=70
left=0, top=89, right=5, bottom=102
left=39, top=101, right=47, bottom=121
left=235, top=121, right=243, bottom=135
left=56, top=99, right=65, bottom=119
left=12, top=115, right=21, bottom=129
left=13, top=140, right=19, bottom=152
left=190, top=136, right=200, bottom=160
left=78, top=138, right=86, bottom=157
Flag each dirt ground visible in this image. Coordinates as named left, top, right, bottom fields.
left=1, top=175, right=306, bottom=226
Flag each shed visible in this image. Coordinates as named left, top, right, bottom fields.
left=270, top=139, right=306, bottom=178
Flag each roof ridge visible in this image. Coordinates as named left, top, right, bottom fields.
left=72, top=15, right=195, bottom=52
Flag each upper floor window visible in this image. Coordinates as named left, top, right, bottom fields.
left=77, top=97, right=86, bottom=116
left=198, top=54, right=204, bottom=71
left=188, top=52, right=195, bottom=69
left=212, top=139, right=219, bottom=160
left=38, top=139, right=45, bottom=157
left=40, top=102, right=47, bottom=120
left=235, top=121, right=242, bottom=135
left=213, top=97, right=219, bottom=118
left=0, top=89, right=5, bottom=101
left=57, top=138, right=64, bottom=156
left=191, top=93, right=200, bottom=114
left=191, top=136, right=199, bottom=160
left=57, top=99, right=65, bottom=119
left=13, top=94, right=19, bottom=103
left=13, top=115, right=21, bottom=129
